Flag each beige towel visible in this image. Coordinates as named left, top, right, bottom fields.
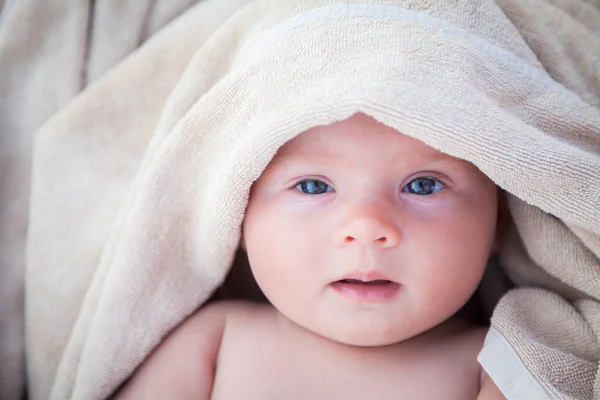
left=2, top=0, right=599, bottom=399
left=0, top=0, right=243, bottom=398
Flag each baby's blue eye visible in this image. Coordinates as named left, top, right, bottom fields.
left=295, top=179, right=334, bottom=195
left=403, top=177, right=444, bottom=195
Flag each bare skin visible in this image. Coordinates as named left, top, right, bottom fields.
left=212, top=302, right=485, bottom=399
left=116, top=301, right=504, bottom=399
left=115, top=114, right=507, bottom=399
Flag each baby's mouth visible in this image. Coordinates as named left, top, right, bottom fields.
left=330, top=278, right=400, bottom=302
left=337, top=278, right=393, bottom=285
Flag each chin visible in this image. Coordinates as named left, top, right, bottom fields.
left=321, top=324, right=414, bottom=347
left=340, top=336, right=401, bottom=347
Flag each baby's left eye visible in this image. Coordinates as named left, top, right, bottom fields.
left=402, top=177, right=444, bottom=195
left=294, top=179, right=334, bottom=195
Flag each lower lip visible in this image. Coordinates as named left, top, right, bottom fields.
left=330, top=281, right=401, bottom=302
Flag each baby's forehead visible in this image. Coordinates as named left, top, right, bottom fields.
left=271, top=114, right=470, bottom=168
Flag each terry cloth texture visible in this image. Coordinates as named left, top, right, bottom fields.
left=1, top=0, right=599, bottom=399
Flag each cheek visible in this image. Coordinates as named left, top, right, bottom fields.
left=406, top=200, right=496, bottom=306
left=243, top=201, right=323, bottom=300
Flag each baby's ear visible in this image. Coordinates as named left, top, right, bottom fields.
left=492, top=188, right=510, bottom=253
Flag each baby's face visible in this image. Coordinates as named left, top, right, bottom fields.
left=243, top=113, right=498, bottom=346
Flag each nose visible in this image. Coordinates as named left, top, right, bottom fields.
left=333, top=205, right=400, bottom=249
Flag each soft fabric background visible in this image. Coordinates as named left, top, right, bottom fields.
left=1, top=1, right=599, bottom=399
left=0, top=1, right=242, bottom=397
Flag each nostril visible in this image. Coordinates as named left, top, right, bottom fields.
left=344, top=236, right=355, bottom=243
left=376, top=237, right=387, bottom=243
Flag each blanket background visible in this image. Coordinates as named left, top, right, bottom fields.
left=1, top=1, right=248, bottom=398
left=1, top=1, right=599, bottom=399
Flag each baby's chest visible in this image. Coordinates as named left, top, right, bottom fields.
left=210, top=333, right=480, bottom=400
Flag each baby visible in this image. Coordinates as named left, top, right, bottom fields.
left=115, top=113, right=506, bottom=399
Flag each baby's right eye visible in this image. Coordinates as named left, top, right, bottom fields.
left=294, top=179, right=334, bottom=195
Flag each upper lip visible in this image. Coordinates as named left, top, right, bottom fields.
left=335, top=270, right=395, bottom=283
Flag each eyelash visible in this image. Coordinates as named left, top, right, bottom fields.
left=292, top=177, right=335, bottom=193
left=409, top=174, right=448, bottom=186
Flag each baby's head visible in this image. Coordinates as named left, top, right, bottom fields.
left=242, top=113, right=500, bottom=346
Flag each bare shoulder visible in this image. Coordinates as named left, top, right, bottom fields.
left=158, top=299, right=272, bottom=360
left=442, top=323, right=505, bottom=400
left=113, top=300, right=268, bottom=399
left=440, top=322, right=503, bottom=399
left=184, top=300, right=268, bottom=329
left=477, top=371, right=506, bottom=400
